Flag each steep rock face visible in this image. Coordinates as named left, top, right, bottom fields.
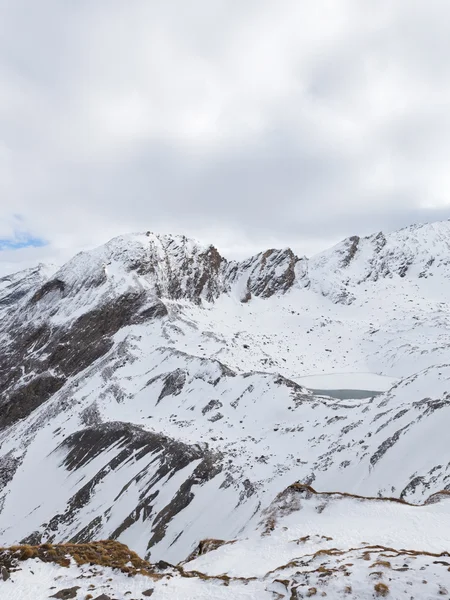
left=225, top=248, right=307, bottom=301
left=27, top=233, right=225, bottom=314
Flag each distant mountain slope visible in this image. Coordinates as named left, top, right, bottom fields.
left=0, top=264, right=55, bottom=313
left=309, top=220, right=450, bottom=302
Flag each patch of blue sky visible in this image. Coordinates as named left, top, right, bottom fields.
left=0, top=234, right=47, bottom=251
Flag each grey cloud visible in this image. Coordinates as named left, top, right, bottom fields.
left=1, top=0, right=450, bottom=274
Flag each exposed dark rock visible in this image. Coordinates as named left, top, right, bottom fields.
left=208, top=412, right=223, bottom=422
left=202, top=400, right=223, bottom=415
left=47, top=293, right=145, bottom=377
left=0, top=324, right=50, bottom=397
left=192, top=246, right=224, bottom=301
left=1, top=566, right=9, bottom=581
left=373, top=231, right=387, bottom=253
left=341, top=236, right=360, bottom=267
left=146, top=452, right=223, bottom=554
left=230, top=248, right=299, bottom=298
left=185, top=539, right=232, bottom=562
left=0, top=375, right=65, bottom=430
left=30, top=279, right=65, bottom=303
left=0, top=453, right=22, bottom=493
left=240, top=289, right=252, bottom=303
left=154, top=243, right=224, bottom=304
left=156, top=369, right=186, bottom=404
left=68, top=515, right=103, bottom=544
left=135, top=301, right=168, bottom=322
left=0, top=288, right=30, bottom=307
left=155, top=560, right=172, bottom=570
left=80, top=402, right=102, bottom=427
left=50, top=586, right=80, bottom=599
left=0, top=289, right=172, bottom=431
left=398, top=260, right=412, bottom=277
left=20, top=531, right=43, bottom=546
left=0, top=267, right=48, bottom=308
left=370, top=425, right=410, bottom=467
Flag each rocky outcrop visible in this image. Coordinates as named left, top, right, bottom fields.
left=225, top=248, right=301, bottom=299
left=30, top=278, right=65, bottom=303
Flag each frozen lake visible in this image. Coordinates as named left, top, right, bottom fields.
left=298, top=372, right=399, bottom=400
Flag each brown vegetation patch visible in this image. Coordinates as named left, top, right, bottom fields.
left=370, top=560, right=392, bottom=569
left=374, top=582, right=390, bottom=596
left=265, top=544, right=450, bottom=579
left=0, top=540, right=162, bottom=577
left=288, top=483, right=416, bottom=506
left=288, top=483, right=450, bottom=509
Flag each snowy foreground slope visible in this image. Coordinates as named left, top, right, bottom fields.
left=0, top=220, right=450, bottom=597
left=3, top=489, right=450, bottom=599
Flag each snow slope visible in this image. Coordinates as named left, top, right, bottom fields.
left=0, top=220, right=449, bottom=591
left=4, top=489, right=450, bottom=599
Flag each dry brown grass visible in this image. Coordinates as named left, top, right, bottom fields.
left=296, top=535, right=311, bottom=544
left=262, top=517, right=276, bottom=536
left=0, top=541, right=260, bottom=587
left=289, top=483, right=410, bottom=506
left=374, top=582, right=390, bottom=596
left=370, top=560, right=392, bottom=569
left=0, top=541, right=162, bottom=577
left=289, top=483, right=450, bottom=508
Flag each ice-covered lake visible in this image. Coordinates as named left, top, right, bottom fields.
left=298, top=372, right=399, bottom=400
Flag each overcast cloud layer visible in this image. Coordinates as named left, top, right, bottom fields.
left=1, top=0, right=450, bottom=274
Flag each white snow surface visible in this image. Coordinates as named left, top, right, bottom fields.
left=4, top=491, right=450, bottom=599
left=1, top=221, right=450, bottom=597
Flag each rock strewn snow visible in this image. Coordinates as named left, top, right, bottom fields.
left=0, top=220, right=450, bottom=589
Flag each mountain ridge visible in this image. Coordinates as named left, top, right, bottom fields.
left=7, top=218, right=450, bottom=312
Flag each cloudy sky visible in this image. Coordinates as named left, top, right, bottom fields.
left=1, top=0, right=450, bottom=275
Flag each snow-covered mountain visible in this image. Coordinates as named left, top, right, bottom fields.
left=1, top=220, right=450, bottom=597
